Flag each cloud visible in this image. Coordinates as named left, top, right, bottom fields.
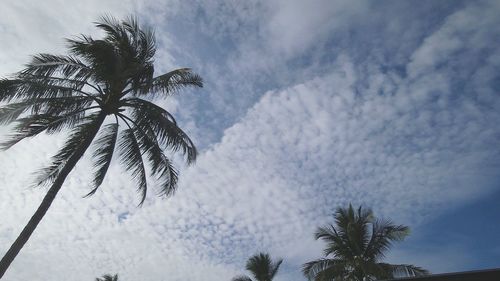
left=0, top=1, right=499, bottom=280
left=264, top=0, right=369, bottom=57
left=0, top=0, right=141, bottom=75
left=407, top=0, right=500, bottom=78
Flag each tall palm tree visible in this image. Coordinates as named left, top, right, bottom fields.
left=96, top=274, right=119, bottom=281
left=303, top=205, right=428, bottom=281
left=232, top=253, right=283, bottom=281
left=0, top=16, right=202, bottom=277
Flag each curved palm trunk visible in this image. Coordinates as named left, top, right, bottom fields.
left=0, top=113, right=106, bottom=279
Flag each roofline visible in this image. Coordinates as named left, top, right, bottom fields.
left=383, top=268, right=500, bottom=281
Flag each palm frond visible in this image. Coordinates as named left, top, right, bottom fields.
left=0, top=110, right=92, bottom=150
left=245, top=253, right=282, bottom=281
left=20, top=53, right=91, bottom=80
left=86, top=122, right=119, bottom=197
left=269, top=258, right=283, bottom=280
left=315, top=225, right=352, bottom=260
left=134, top=68, right=202, bottom=97
left=96, top=273, right=118, bottom=281
left=67, top=35, right=120, bottom=83
left=125, top=98, right=197, bottom=163
left=0, top=115, right=56, bottom=150
left=326, top=205, right=374, bottom=260
left=232, top=275, right=253, bottom=281
left=302, top=258, right=347, bottom=281
left=0, top=96, right=94, bottom=126
left=0, top=78, right=20, bottom=102
left=135, top=23, right=156, bottom=61
left=118, top=128, right=148, bottom=205
left=364, top=220, right=409, bottom=260
left=130, top=120, right=178, bottom=197
left=152, top=68, right=203, bottom=93
left=385, top=223, right=410, bottom=241
left=0, top=77, right=93, bottom=103
left=0, top=102, right=33, bottom=125
left=96, top=15, right=130, bottom=49
left=378, top=263, right=429, bottom=278
left=34, top=96, right=95, bottom=116
left=34, top=113, right=103, bottom=186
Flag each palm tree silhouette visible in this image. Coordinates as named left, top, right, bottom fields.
left=96, top=274, right=119, bottom=281
left=303, top=205, right=428, bottom=281
left=0, top=16, right=202, bottom=277
left=233, top=253, right=283, bottom=281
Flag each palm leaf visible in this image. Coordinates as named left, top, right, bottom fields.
left=232, top=275, right=253, bottom=281
left=315, top=225, right=352, bottom=261
left=86, top=122, right=119, bottom=196
left=150, top=68, right=203, bottom=95
left=0, top=102, right=33, bottom=125
left=0, top=114, right=78, bottom=150
left=96, top=274, right=118, bottom=281
left=35, top=113, right=103, bottom=186
left=245, top=253, right=282, bottom=281
left=20, top=53, right=91, bottom=80
left=67, top=35, right=120, bottom=83
left=118, top=128, right=148, bottom=205
left=303, top=258, right=347, bottom=281
left=269, top=258, right=283, bottom=280
left=130, top=68, right=202, bottom=97
left=125, top=98, right=197, bottom=163
left=0, top=78, right=85, bottom=102
left=378, top=263, right=429, bottom=278
left=0, top=96, right=94, bottom=124
left=364, top=220, right=409, bottom=260
left=132, top=122, right=178, bottom=196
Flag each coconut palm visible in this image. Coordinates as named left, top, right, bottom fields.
left=0, top=16, right=202, bottom=277
left=232, top=253, right=283, bottom=281
left=303, top=205, right=428, bottom=281
left=96, top=274, right=119, bottom=281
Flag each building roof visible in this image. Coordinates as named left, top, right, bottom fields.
left=384, top=268, right=500, bottom=281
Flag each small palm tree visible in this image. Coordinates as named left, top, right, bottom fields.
left=303, top=205, right=428, bottom=281
left=96, top=274, right=118, bottom=281
left=232, top=253, right=283, bottom=281
left=0, top=16, right=202, bottom=277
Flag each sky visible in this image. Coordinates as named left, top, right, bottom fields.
left=0, top=0, right=499, bottom=280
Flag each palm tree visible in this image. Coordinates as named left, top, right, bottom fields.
left=232, top=253, right=283, bottom=281
left=0, top=16, right=202, bottom=277
left=96, top=274, right=119, bottom=281
left=303, top=205, right=428, bottom=281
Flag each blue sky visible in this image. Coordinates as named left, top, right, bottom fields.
left=0, top=0, right=499, bottom=280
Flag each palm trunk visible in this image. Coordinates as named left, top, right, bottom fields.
left=0, top=113, right=106, bottom=279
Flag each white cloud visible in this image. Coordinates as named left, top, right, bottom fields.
left=265, top=0, right=368, bottom=57
left=407, top=0, right=500, bottom=78
left=0, top=0, right=140, bottom=75
left=0, top=1, right=500, bottom=281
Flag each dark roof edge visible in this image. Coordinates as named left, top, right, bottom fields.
left=383, top=267, right=500, bottom=281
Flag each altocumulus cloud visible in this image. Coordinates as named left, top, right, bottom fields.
left=1, top=0, right=500, bottom=281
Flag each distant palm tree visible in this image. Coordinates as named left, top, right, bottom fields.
left=303, top=205, right=428, bottom=281
left=233, top=253, right=283, bottom=281
left=96, top=274, right=119, bottom=281
left=0, top=16, right=202, bottom=277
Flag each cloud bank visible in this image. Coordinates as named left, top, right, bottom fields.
left=0, top=0, right=499, bottom=280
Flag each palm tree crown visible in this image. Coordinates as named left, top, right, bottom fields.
left=0, top=15, right=202, bottom=200
left=96, top=274, right=119, bottom=281
left=0, top=16, right=202, bottom=277
left=303, top=205, right=428, bottom=281
left=233, top=253, right=283, bottom=281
